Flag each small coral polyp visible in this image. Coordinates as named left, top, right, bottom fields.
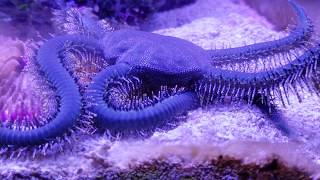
left=0, top=51, right=57, bottom=132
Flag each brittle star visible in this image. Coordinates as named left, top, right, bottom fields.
left=0, top=0, right=318, bottom=156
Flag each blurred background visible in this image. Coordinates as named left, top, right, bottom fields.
left=0, top=0, right=318, bottom=41
left=243, top=0, right=320, bottom=31
left=0, top=0, right=196, bottom=40
left=0, top=1, right=319, bottom=179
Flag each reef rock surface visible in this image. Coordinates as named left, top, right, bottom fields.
left=0, top=0, right=319, bottom=179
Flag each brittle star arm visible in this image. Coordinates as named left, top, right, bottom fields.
left=206, top=0, right=313, bottom=66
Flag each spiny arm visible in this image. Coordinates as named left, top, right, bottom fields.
left=206, top=0, right=313, bottom=67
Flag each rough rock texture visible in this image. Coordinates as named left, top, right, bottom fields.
left=1, top=0, right=319, bottom=179
left=0, top=158, right=311, bottom=180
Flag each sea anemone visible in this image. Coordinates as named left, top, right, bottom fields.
left=0, top=36, right=58, bottom=135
